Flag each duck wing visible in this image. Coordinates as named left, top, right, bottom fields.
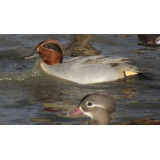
left=81, top=55, right=129, bottom=65
left=63, top=55, right=129, bottom=65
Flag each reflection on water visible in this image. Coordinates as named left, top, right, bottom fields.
left=0, top=34, right=160, bottom=124
left=64, top=34, right=99, bottom=56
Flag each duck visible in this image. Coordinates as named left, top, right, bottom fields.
left=69, top=93, right=115, bottom=124
left=24, top=40, right=140, bottom=84
left=69, top=93, right=160, bottom=125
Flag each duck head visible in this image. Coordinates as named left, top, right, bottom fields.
left=23, top=40, right=63, bottom=65
left=70, top=93, right=115, bottom=125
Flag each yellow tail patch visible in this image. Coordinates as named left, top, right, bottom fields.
left=124, top=71, right=138, bottom=77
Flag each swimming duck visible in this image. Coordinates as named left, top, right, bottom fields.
left=70, top=93, right=160, bottom=125
left=24, top=40, right=140, bottom=84
left=70, top=93, right=115, bottom=124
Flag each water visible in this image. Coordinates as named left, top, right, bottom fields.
left=0, top=34, right=160, bottom=125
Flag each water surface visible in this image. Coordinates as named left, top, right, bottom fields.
left=0, top=34, right=160, bottom=124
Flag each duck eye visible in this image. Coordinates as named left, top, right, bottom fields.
left=86, top=101, right=93, bottom=107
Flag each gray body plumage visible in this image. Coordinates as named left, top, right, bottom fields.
left=41, top=55, right=139, bottom=84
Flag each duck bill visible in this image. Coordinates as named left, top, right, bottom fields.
left=69, top=106, right=83, bottom=115
left=22, top=49, right=38, bottom=59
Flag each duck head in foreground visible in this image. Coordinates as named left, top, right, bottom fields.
left=24, top=39, right=140, bottom=84
left=70, top=93, right=160, bottom=125
left=70, top=93, right=115, bottom=125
